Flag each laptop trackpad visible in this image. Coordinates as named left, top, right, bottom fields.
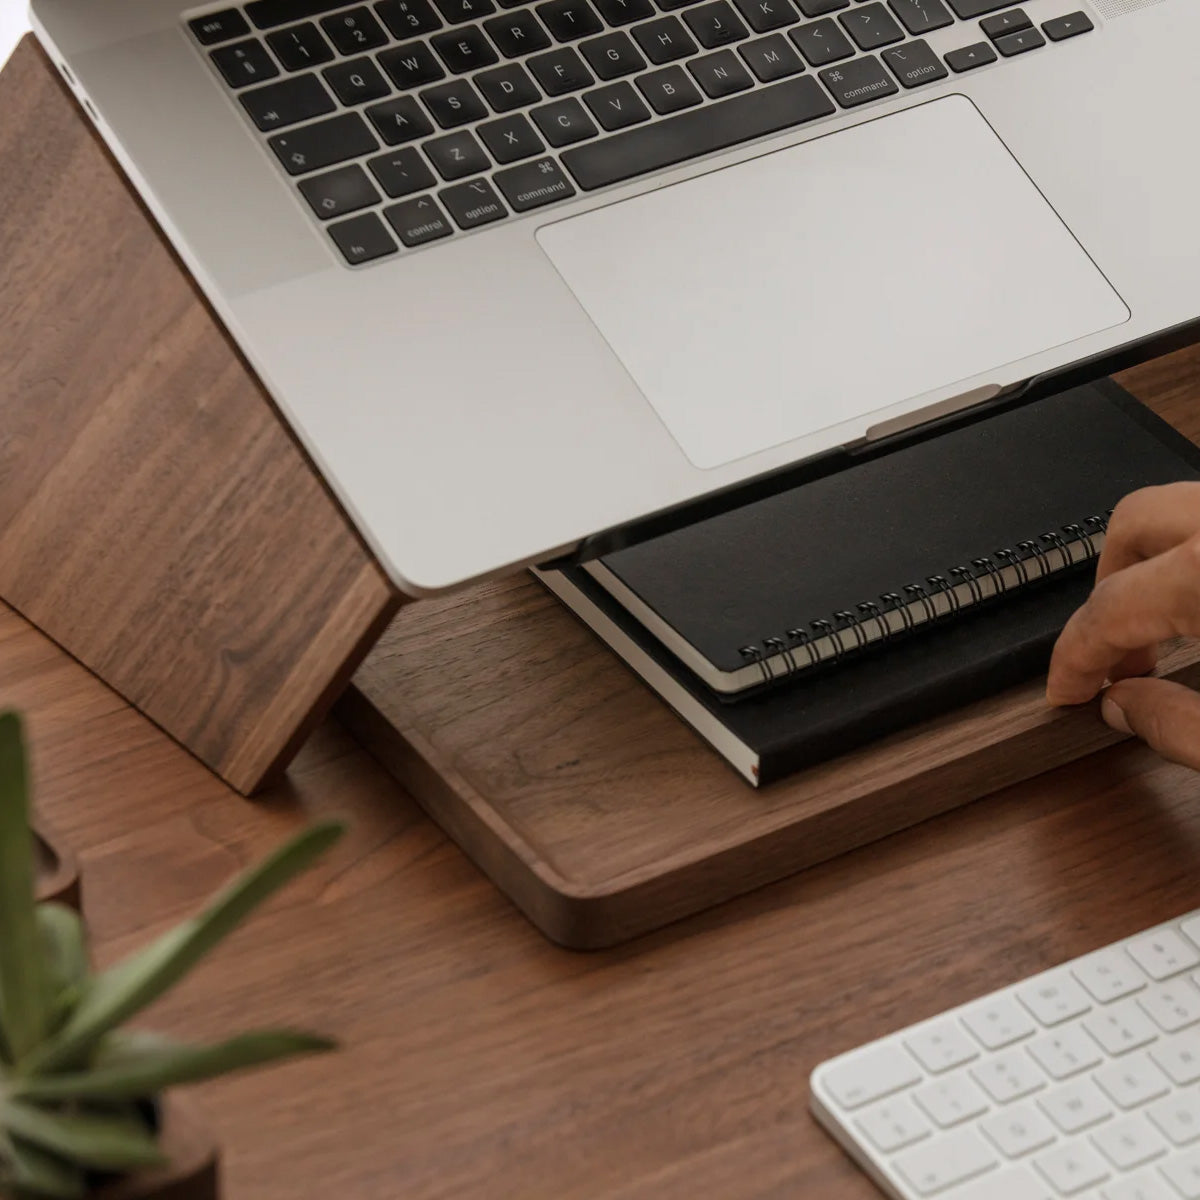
left=536, top=96, right=1129, bottom=470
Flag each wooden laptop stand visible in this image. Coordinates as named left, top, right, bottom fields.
left=6, top=36, right=1200, bottom=947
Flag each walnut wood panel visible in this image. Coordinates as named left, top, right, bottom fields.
left=0, top=38, right=398, bottom=795
left=344, top=349, right=1200, bottom=948
left=7, top=598, right=1200, bottom=1199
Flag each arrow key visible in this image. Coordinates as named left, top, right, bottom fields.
left=1043, top=10, right=1093, bottom=41
left=945, top=40, right=997, bottom=72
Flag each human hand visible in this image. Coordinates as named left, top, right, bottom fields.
left=1046, top=481, right=1200, bottom=769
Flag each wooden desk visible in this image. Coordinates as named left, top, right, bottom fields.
left=6, top=596, right=1200, bottom=1198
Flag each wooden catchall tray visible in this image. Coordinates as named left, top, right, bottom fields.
left=6, top=37, right=1200, bottom=949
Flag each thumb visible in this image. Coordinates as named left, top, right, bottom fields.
left=1102, top=677, right=1200, bottom=771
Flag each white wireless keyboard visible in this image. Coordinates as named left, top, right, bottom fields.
left=810, top=909, right=1200, bottom=1200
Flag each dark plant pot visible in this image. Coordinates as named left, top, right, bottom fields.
left=34, top=821, right=81, bottom=911
left=89, top=1097, right=220, bottom=1200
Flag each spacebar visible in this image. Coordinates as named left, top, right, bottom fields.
left=560, top=78, right=837, bottom=192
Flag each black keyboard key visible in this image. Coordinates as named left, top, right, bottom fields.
left=531, top=96, right=600, bottom=144
left=739, top=33, right=805, bottom=79
left=529, top=47, right=595, bottom=94
left=267, top=23, right=334, bottom=70
left=689, top=48, right=753, bottom=95
left=581, top=31, right=646, bottom=78
left=981, top=8, right=1030, bottom=36
left=881, top=38, right=946, bottom=85
left=375, top=0, right=443, bottom=36
left=298, top=163, right=381, bottom=218
left=367, top=94, right=436, bottom=141
left=478, top=113, right=547, bottom=161
left=324, top=58, right=392, bottom=104
left=944, top=39, right=995, bottom=69
left=190, top=9, right=251, bottom=45
left=632, top=16, right=697, bottom=63
left=270, top=112, right=379, bottom=174
left=887, top=0, right=952, bottom=34
left=484, top=11, right=553, bottom=57
left=584, top=79, right=651, bottom=128
left=385, top=195, right=454, bottom=244
left=476, top=63, right=542, bottom=110
left=789, top=18, right=853, bottom=65
left=563, top=75, right=833, bottom=189
left=425, top=130, right=492, bottom=179
left=421, top=78, right=489, bottom=126
left=945, top=0, right=1013, bottom=16
left=538, top=0, right=605, bottom=41
left=656, top=0, right=703, bottom=10
left=995, top=25, right=1044, bottom=53
left=248, top=0, right=368, bottom=29
left=440, top=178, right=508, bottom=228
left=494, top=157, right=577, bottom=210
left=329, top=212, right=398, bottom=264
left=594, top=0, right=655, bottom=24
left=368, top=145, right=438, bottom=194
left=322, top=7, right=389, bottom=52
left=433, top=26, right=501, bottom=72
left=211, top=39, right=280, bottom=88
left=433, top=0, right=497, bottom=22
left=241, top=73, right=336, bottom=130
left=635, top=64, right=703, bottom=112
left=733, top=0, right=798, bottom=33
left=685, top=1, right=749, bottom=46
left=798, top=0, right=847, bottom=12
left=380, top=42, right=446, bottom=87
left=839, top=3, right=903, bottom=49
left=819, top=52, right=898, bottom=106
left=1043, top=10, right=1093, bottom=40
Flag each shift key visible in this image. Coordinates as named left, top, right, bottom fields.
left=561, top=76, right=834, bottom=190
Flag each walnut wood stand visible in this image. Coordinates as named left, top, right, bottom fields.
left=7, top=37, right=1200, bottom=949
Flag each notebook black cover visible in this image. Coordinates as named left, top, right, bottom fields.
left=546, top=381, right=1200, bottom=785
left=596, top=381, right=1200, bottom=685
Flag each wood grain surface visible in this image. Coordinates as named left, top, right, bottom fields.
left=0, top=38, right=398, bottom=795
left=7, top=594, right=1200, bottom=1199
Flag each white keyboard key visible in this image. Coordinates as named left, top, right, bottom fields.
left=1183, top=916, right=1200, bottom=951
left=1151, top=1034, right=1200, bottom=1085
left=1160, top=1145, right=1200, bottom=1199
left=962, top=997, right=1037, bottom=1051
left=913, top=1071, right=990, bottom=1129
left=905, top=1020, right=979, bottom=1074
left=893, top=1129, right=997, bottom=1196
left=854, top=1096, right=931, bottom=1154
left=949, top=1165, right=1055, bottom=1199
left=1034, top=1140, right=1110, bottom=1194
left=1102, top=1170, right=1175, bottom=1199
left=822, top=1043, right=922, bottom=1111
left=1039, top=1079, right=1115, bottom=1134
left=1094, top=1051, right=1171, bottom=1110
left=1075, top=950, right=1148, bottom=1003
left=1029, top=1026, right=1104, bottom=1080
left=970, top=1049, right=1045, bottom=1104
left=1086, top=999, right=1161, bottom=1056
left=980, top=1101, right=1057, bottom=1158
left=1018, top=972, right=1093, bottom=1027
left=1139, top=979, right=1200, bottom=1033
left=1091, top=1112, right=1167, bottom=1170
left=1127, top=929, right=1200, bottom=981
left=1147, top=1088, right=1200, bottom=1146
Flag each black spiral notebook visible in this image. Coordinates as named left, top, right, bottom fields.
left=537, top=381, right=1200, bottom=785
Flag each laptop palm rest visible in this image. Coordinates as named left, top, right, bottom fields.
left=536, top=95, right=1129, bottom=470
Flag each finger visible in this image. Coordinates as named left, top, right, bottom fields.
left=1097, top=483, right=1200, bottom=582
left=1102, top=676, right=1200, bottom=771
left=1108, top=644, right=1160, bottom=684
left=1046, top=535, right=1200, bottom=705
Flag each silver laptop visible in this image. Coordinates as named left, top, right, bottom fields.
left=30, top=0, right=1195, bottom=595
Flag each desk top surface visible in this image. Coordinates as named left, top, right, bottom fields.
left=6, top=596, right=1200, bottom=1200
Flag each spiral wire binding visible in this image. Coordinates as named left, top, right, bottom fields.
left=737, top=512, right=1111, bottom=686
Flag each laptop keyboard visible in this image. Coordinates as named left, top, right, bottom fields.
left=187, top=0, right=1096, bottom=265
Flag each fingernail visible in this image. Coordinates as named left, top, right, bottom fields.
left=1101, top=693, right=1131, bottom=735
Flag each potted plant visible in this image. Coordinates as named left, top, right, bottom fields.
left=0, top=711, right=343, bottom=1199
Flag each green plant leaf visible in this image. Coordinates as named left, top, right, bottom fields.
left=0, top=1100, right=164, bottom=1172
left=37, top=905, right=88, bottom=1033
left=0, top=712, right=47, bottom=1064
left=3, top=1133, right=86, bottom=1199
left=15, top=1030, right=335, bottom=1103
left=25, top=821, right=345, bottom=1075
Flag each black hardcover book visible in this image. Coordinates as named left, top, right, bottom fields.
left=537, top=382, right=1200, bottom=785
